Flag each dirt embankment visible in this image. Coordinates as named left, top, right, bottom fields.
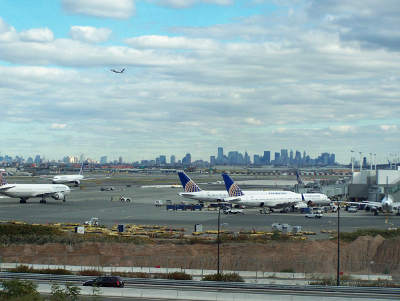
left=1, top=236, right=400, bottom=275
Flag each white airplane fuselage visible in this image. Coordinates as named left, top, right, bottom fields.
left=228, top=191, right=330, bottom=209
left=52, top=174, right=84, bottom=185
left=179, top=190, right=265, bottom=202
left=0, top=184, right=70, bottom=201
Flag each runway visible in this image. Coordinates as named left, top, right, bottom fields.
left=0, top=175, right=398, bottom=236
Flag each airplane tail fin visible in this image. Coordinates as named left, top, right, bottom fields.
left=0, top=172, right=7, bottom=186
left=178, top=171, right=201, bottom=192
left=222, top=173, right=244, bottom=197
left=79, top=161, right=88, bottom=175
left=296, top=170, right=304, bottom=185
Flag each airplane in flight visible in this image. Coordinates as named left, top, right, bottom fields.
left=222, top=173, right=330, bottom=212
left=110, top=68, right=125, bottom=73
left=0, top=173, right=70, bottom=204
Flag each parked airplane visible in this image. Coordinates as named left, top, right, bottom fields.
left=178, top=171, right=229, bottom=202
left=349, top=185, right=400, bottom=216
left=222, top=173, right=301, bottom=211
left=222, top=173, right=330, bottom=211
left=0, top=174, right=70, bottom=204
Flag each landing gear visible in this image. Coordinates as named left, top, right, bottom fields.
left=19, top=198, right=27, bottom=204
left=260, top=208, right=271, bottom=214
left=63, top=196, right=66, bottom=202
left=40, top=198, right=47, bottom=204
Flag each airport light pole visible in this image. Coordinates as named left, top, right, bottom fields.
left=350, top=150, right=354, bottom=174
left=337, top=202, right=341, bottom=286
left=217, top=206, right=221, bottom=275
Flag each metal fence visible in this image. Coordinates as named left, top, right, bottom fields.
left=4, top=254, right=399, bottom=284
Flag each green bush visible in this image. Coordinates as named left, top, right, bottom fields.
left=78, top=269, right=102, bottom=276
left=0, top=279, right=42, bottom=300
left=111, top=271, right=150, bottom=278
left=165, top=272, right=192, bottom=280
left=280, top=268, right=295, bottom=273
left=0, top=224, right=62, bottom=236
left=202, top=273, right=244, bottom=282
left=10, top=265, right=73, bottom=275
left=338, top=228, right=400, bottom=242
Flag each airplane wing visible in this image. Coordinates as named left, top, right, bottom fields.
left=224, top=196, right=242, bottom=202
left=392, top=202, right=400, bottom=209
left=0, top=185, right=16, bottom=191
left=347, top=201, right=382, bottom=209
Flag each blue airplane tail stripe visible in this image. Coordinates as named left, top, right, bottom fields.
left=178, top=172, right=201, bottom=192
left=0, top=172, right=7, bottom=186
left=222, top=173, right=243, bottom=197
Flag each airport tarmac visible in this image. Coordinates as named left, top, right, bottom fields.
left=0, top=174, right=399, bottom=236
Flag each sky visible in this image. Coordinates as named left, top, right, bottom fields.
left=0, top=0, right=399, bottom=164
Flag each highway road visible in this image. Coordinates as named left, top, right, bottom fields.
left=0, top=272, right=399, bottom=300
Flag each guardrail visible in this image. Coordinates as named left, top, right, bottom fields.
left=0, top=272, right=399, bottom=297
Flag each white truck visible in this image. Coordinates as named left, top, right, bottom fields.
left=223, top=208, right=244, bottom=215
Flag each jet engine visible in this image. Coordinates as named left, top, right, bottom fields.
left=259, top=202, right=264, bottom=207
left=74, top=180, right=80, bottom=187
left=52, top=192, right=65, bottom=200
left=307, top=200, right=315, bottom=207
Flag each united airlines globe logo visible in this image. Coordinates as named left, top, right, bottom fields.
left=229, top=184, right=242, bottom=196
left=185, top=180, right=200, bottom=192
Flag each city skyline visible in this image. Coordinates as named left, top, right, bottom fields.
left=0, top=146, right=390, bottom=167
left=0, top=1, right=399, bottom=163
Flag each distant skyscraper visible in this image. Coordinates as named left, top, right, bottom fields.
left=274, top=152, right=280, bottom=164
left=217, top=147, right=223, bottom=163
left=170, top=155, right=176, bottom=165
left=210, top=156, right=216, bottom=166
left=244, top=152, right=250, bottom=165
left=263, top=151, right=270, bottom=165
left=118, top=156, right=123, bottom=164
left=34, top=155, right=41, bottom=164
left=100, top=156, right=108, bottom=164
left=182, top=153, right=191, bottom=166
left=159, top=155, right=166, bottom=165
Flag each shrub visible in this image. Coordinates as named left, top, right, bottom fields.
left=111, top=272, right=149, bottom=278
left=280, top=268, right=295, bottom=273
left=0, top=279, right=42, bottom=300
left=337, top=228, right=400, bottom=242
left=78, top=269, right=102, bottom=276
left=9, top=265, right=73, bottom=275
left=0, top=224, right=62, bottom=236
left=165, top=272, right=192, bottom=280
left=202, top=273, right=244, bottom=282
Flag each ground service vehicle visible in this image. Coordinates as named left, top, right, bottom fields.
left=83, top=276, right=124, bottom=288
left=305, top=213, right=323, bottom=218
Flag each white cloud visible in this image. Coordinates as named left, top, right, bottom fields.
left=62, top=0, right=135, bottom=19
left=70, top=26, right=112, bottom=43
left=51, top=123, right=67, bottom=129
left=148, top=0, right=232, bottom=9
left=380, top=125, right=398, bottom=131
left=244, top=117, right=262, bottom=126
left=329, top=125, right=355, bottom=133
left=0, top=17, right=18, bottom=42
left=125, top=35, right=217, bottom=50
left=20, top=28, right=54, bottom=43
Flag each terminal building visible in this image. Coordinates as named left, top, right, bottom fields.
left=348, top=168, right=400, bottom=202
